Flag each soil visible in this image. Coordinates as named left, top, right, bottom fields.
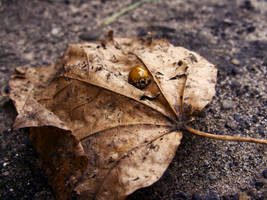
left=0, top=0, right=266, bottom=199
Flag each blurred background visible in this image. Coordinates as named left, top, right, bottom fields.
left=0, top=0, right=266, bottom=199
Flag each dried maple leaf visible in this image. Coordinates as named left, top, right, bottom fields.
left=8, top=35, right=267, bottom=200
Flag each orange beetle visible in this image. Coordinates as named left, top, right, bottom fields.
left=128, top=66, right=151, bottom=89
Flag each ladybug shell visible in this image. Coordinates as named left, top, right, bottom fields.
left=128, top=66, right=151, bottom=89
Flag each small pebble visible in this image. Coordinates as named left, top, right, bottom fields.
left=233, top=114, right=241, bottom=122
left=223, top=18, right=234, bottom=25
left=231, top=81, right=241, bottom=90
left=131, top=12, right=140, bottom=21
left=79, top=29, right=102, bottom=41
left=69, top=4, right=79, bottom=13
left=192, top=193, right=203, bottom=200
left=255, top=181, right=264, bottom=189
left=51, top=27, right=59, bottom=35
left=137, top=28, right=147, bottom=37
left=24, top=52, right=34, bottom=60
left=170, top=191, right=188, bottom=199
left=262, top=169, right=267, bottom=179
left=222, top=194, right=239, bottom=200
left=231, top=58, right=240, bottom=66
left=205, top=190, right=219, bottom=200
left=208, top=173, right=217, bottom=181
left=247, top=26, right=255, bottom=33
left=240, top=0, right=254, bottom=10
left=258, top=125, right=266, bottom=137
left=204, top=161, right=210, bottom=167
left=3, top=171, right=9, bottom=176
left=222, top=100, right=234, bottom=110
left=225, top=121, right=238, bottom=130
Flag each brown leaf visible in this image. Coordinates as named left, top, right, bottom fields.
left=8, top=37, right=217, bottom=200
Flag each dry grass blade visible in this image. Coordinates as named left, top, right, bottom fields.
left=103, top=0, right=158, bottom=25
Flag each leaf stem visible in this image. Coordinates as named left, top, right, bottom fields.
left=184, top=125, right=267, bottom=144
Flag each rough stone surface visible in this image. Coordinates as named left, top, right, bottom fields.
left=0, top=0, right=266, bottom=199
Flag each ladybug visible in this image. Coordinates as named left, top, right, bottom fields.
left=128, top=66, right=151, bottom=89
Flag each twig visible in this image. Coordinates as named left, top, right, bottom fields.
left=103, top=0, right=158, bottom=26
left=185, top=125, right=267, bottom=144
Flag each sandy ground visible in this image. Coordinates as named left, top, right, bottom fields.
left=0, top=0, right=266, bottom=199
